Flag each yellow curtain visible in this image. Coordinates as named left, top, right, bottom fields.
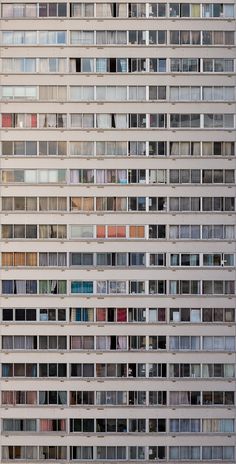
left=192, top=4, right=200, bottom=17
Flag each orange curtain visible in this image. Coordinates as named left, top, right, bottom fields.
left=2, top=253, right=13, bottom=266
left=96, top=225, right=105, bottom=238
left=14, top=253, right=26, bottom=266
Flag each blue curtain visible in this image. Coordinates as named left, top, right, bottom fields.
left=71, top=281, right=93, bottom=294
left=2, top=280, right=13, bottom=294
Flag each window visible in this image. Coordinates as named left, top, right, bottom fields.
left=96, top=253, right=127, bottom=267
left=2, top=308, right=37, bottom=322
left=169, top=364, right=201, bottom=378
left=71, top=364, right=94, bottom=378
left=39, top=225, right=67, bottom=239
left=39, top=58, right=66, bottom=73
left=3, top=31, right=37, bottom=45
left=39, top=336, right=67, bottom=350
left=170, top=113, right=200, bottom=128
left=149, top=391, right=166, bottom=405
left=150, top=114, right=167, bottom=128
left=169, top=280, right=201, bottom=295
left=2, top=86, right=37, bottom=100
left=3, top=419, right=36, bottom=432
left=149, top=225, right=166, bottom=239
left=96, top=197, right=127, bottom=211
left=70, top=253, right=93, bottom=267
left=202, top=364, right=235, bottom=378
left=2, top=141, right=38, bottom=157
left=2, top=363, right=37, bottom=378
left=39, top=447, right=67, bottom=460
left=70, top=391, right=94, bottom=405
left=70, top=197, right=94, bottom=211
left=170, top=419, right=200, bottom=433
left=70, top=141, right=94, bottom=156
left=128, top=86, right=146, bottom=100
left=170, top=308, right=201, bottom=323
left=39, top=86, right=67, bottom=101
left=39, top=364, right=67, bottom=378
left=39, top=308, right=66, bottom=322
left=170, top=58, right=200, bottom=72
left=203, top=58, right=234, bottom=73
left=2, top=391, right=37, bottom=405
left=169, top=198, right=200, bottom=212
left=169, top=336, right=200, bottom=350
left=2, top=446, right=38, bottom=460
left=1, top=169, right=66, bottom=184
left=203, top=336, right=235, bottom=351
left=2, top=3, right=37, bottom=18
left=38, top=280, right=67, bottom=294
left=128, top=308, right=146, bottom=322
left=2, top=113, right=37, bottom=128
left=2, top=280, right=37, bottom=294
left=71, top=281, right=93, bottom=294
left=169, top=446, right=200, bottom=460
left=202, top=170, right=234, bottom=184
left=96, top=280, right=127, bottom=295
left=169, top=391, right=201, bottom=405
left=204, top=114, right=234, bottom=129
left=96, top=141, right=127, bottom=157
left=39, top=419, right=66, bottom=432
left=38, top=113, right=67, bottom=128
left=39, top=3, right=67, bottom=17
left=96, top=391, right=127, bottom=405
left=2, top=58, right=36, bottom=73
left=202, top=391, right=235, bottom=406
left=148, top=141, right=167, bottom=156
left=202, top=447, right=234, bottom=460
left=70, top=31, right=93, bottom=45
left=203, top=253, right=234, bottom=267
left=38, top=141, right=67, bottom=156
left=2, top=336, right=37, bottom=350
left=39, top=31, right=66, bottom=44
left=70, top=336, right=94, bottom=350
left=70, top=418, right=94, bottom=432
left=202, top=3, right=234, bottom=18
left=148, top=197, right=167, bottom=211
left=148, top=447, right=166, bottom=460
left=96, top=308, right=127, bottom=323
left=128, top=4, right=146, bottom=18
left=149, top=281, right=166, bottom=294
left=2, top=224, right=37, bottom=239
left=70, top=3, right=94, bottom=17
left=2, top=252, right=37, bottom=267
left=202, top=308, right=235, bottom=323
left=170, top=254, right=199, bottom=266
left=202, top=141, right=235, bottom=157
left=149, top=3, right=166, bottom=17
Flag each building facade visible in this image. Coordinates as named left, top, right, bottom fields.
left=0, top=0, right=235, bottom=462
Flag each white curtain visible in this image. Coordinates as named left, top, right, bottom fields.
left=96, top=114, right=112, bottom=128
left=2, top=336, right=13, bottom=349
left=114, top=114, right=127, bottom=128
left=96, top=336, right=106, bottom=350
left=70, top=225, right=93, bottom=239
left=16, top=280, right=26, bottom=294
left=190, top=309, right=201, bottom=322
left=96, top=280, right=107, bottom=294
left=117, top=170, right=127, bottom=183
left=118, top=336, right=127, bottom=349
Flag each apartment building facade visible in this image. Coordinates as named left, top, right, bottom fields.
left=0, top=0, right=235, bottom=462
